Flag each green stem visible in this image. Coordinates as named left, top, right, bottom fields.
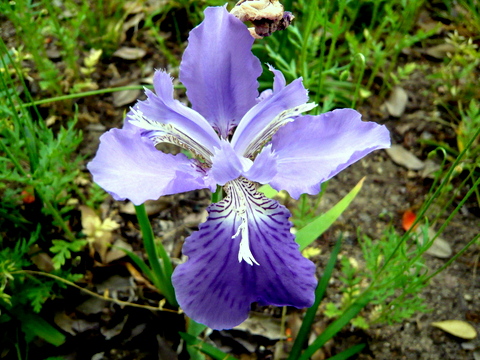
left=315, top=1, right=329, bottom=107
left=352, top=53, right=366, bottom=108
left=135, top=204, right=178, bottom=307
left=20, top=85, right=165, bottom=107
left=373, top=126, right=480, bottom=281
left=288, top=235, right=343, bottom=360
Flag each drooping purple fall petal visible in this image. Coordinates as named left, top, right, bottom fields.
left=180, top=6, right=262, bottom=138
left=87, top=128, right=210, bottom=205
left=268, top=109, right=392, bottom=199
left=172, top=179, right=316, bottom=330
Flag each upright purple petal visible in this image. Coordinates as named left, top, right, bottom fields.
left=243, top=143, right=278, bottom=184
left=209, top=140, right=248, bottom=185
left=172, top=178, right=317, bottom=330
left=209, top=141, right=278, bottom=186
left=87, top=128, right=211, bottom=205
left=268, top=109, right=391, bottom=199
left=179, top=6, right=262, bottom=138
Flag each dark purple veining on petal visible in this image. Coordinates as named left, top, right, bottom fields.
left=172, top=178, right=317, bottom=330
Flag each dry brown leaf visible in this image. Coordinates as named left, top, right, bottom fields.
left=386, top=145, right=425, bottom=170
left=54, top=311, right=76, bottom=335
left=122, top=12, right=145, bottom=32
left=432, top=320, right=477, bottom=339
left=113, top=87, right=141, bottom=107
left=425, top=43, right=456, bottom=59
left=105, top=239, right=133, bottom=263
left=29, top=244, right=55, bottom=272
left=101, top=315, right=129, bottom=340
left=119, top=199, right=171, bottom=215
left=76, top=297, right=108, bottom=315
left=418, top=226, right=452, bottom=258
left=80, top=205, right=121, bottom=263
left=383, top=86, right=408, bottom=117
left=234, top=313, right=283, bottom=340
left=113, top=46, right=146, bottom=60
left=183, top=210, right=208, bottom=227
left=125, top=262, right=158, bottom=291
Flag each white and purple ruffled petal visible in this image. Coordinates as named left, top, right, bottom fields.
left=128, top=70, right=220, bottom=160
left=172, top=179, right=317, bottom=330
left=87, top=128, right=210, bottom=205
left=231, top=77, right=311, bottom=156
left=180, top=6, right=262, bottom=138
left=268, top=109, right=391, bottom=199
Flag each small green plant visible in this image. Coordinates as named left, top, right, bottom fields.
left=0, top=39, right=92, bottom=354
left=325, top=226, right=431, bottom=327
left=254, top=0, right=432, bottom=110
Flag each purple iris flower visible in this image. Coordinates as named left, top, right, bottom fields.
left=88, top=6, right=390, bottom=330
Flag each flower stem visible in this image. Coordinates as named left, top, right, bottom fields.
left=134, top=204, right=178, bottom=307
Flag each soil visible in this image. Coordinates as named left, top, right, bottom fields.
left=1, top=4, right=479, bottom=360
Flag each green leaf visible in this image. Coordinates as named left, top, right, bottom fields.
left=49, top=239, right=87, bottom=269
left=296, top=177, right=365, bottom=250
left=16, top=312, right=65, bottom=346
left=351, top=316, right=370, bottom=330
left=180, top=332, right=237, bottom=360
left=288, top=235, right=343, bottom=360
left=298, top=295, right=371, bottom=360
left=257, top=184, right=279, bottom=198
left=325, top=343, right=366, bottom=360
left=187, top=319, right=208, bottom=360
left=115, top=246, right=154, bottom=282
left=324, top=302, right=343, bottom=318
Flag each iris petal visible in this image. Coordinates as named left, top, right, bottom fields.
left=180, top=6, right=262, bottom=138
left=128, top=70, right=220, bottom=160
left=172, top=178, right=317, bottom=330
left=87, top=127, right=211, bottom=205
left=269, top=109, right=391, bottom=199
left=231, top=77, right=312, bottom=156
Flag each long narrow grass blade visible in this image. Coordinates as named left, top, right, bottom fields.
left=115, top=246, right=155, bottom=283
left=135, top=204, right=178, bottom=307
left=16, top=312, right=66, bottom=346
left=155, top=238, right=174, bottom=280
left=298, top=296, right=371, bottom=360
left=326, top=343, right=366, bottom=360
left=187, top=319, right=208, bottom=360
left=180, top=332, right=237, bottom=360
left=287, top=235, right=343, bottom=360
left=296, top=177, right=365, bottom=250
